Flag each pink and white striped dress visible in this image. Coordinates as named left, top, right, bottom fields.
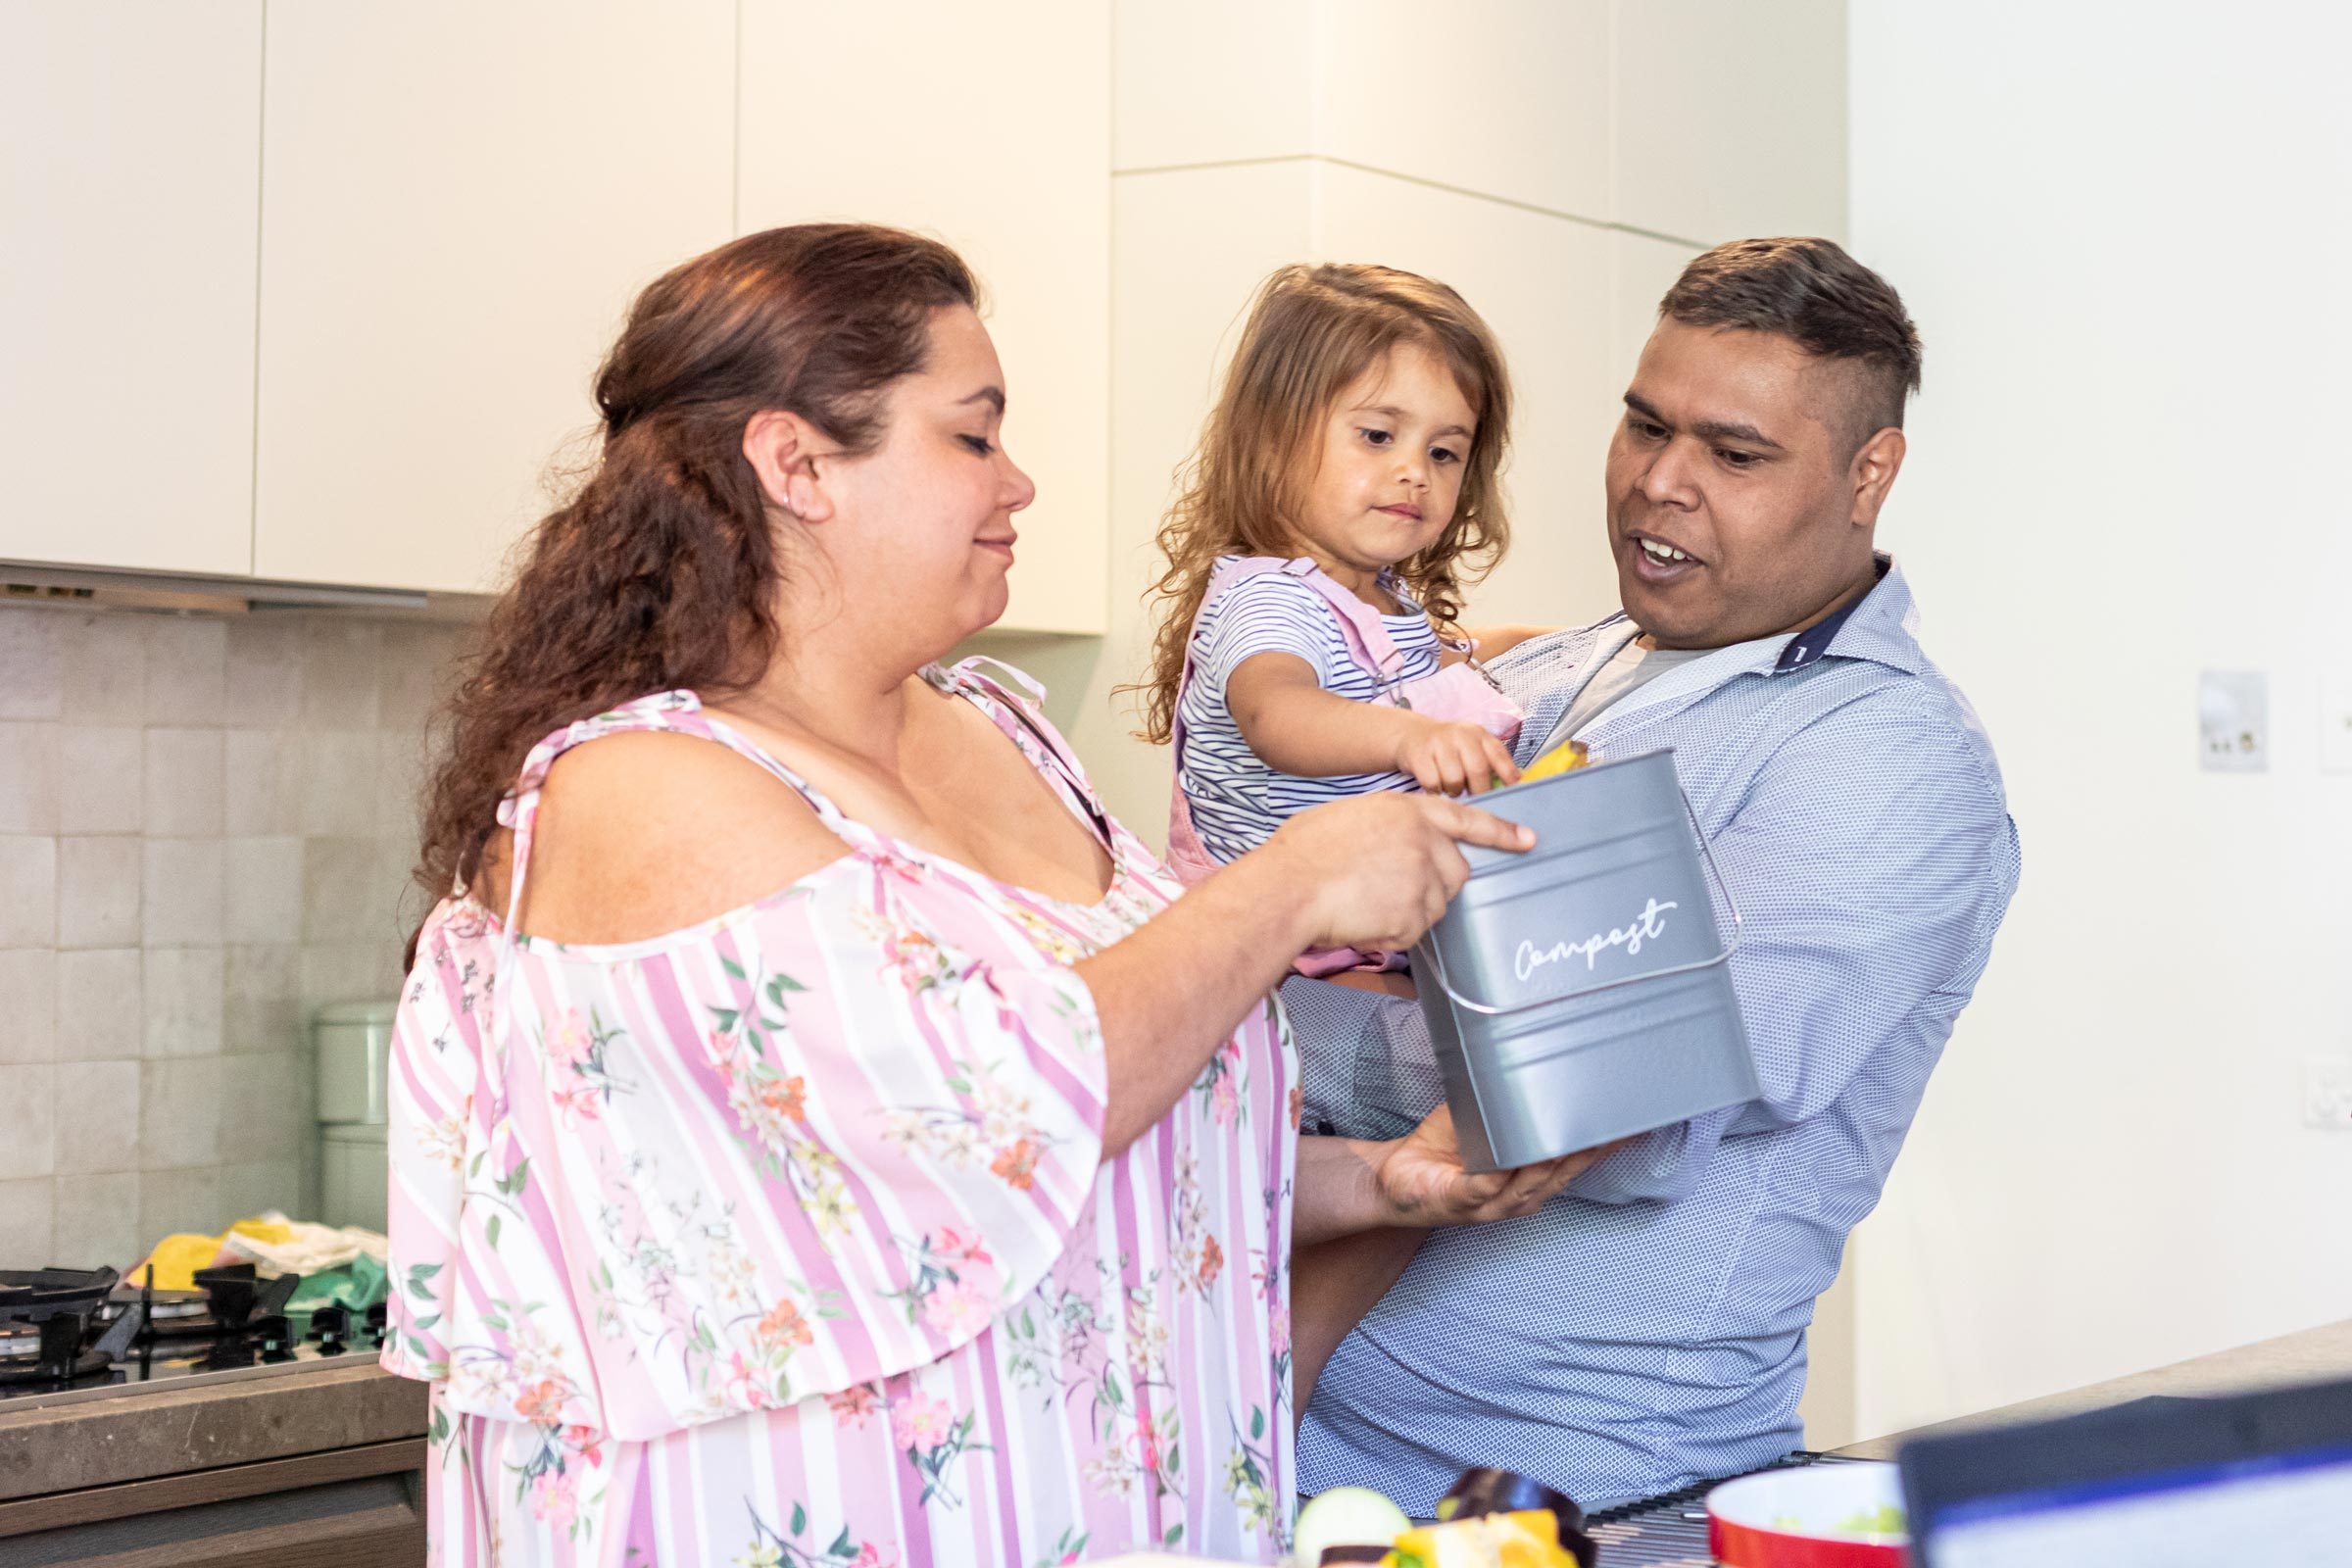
left=382, top=662, right=1299, bottom=1567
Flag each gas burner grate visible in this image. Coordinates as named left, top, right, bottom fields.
left=1581, top=1453, right=1865, bottom=1566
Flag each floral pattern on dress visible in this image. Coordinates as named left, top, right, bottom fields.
left=387, top=665, right=1297, bottom=1567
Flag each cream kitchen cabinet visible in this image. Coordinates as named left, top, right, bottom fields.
left=250, top=1, right=736, bottom=595
left=736, top=1, right=1111, bottom=635
left=0, top=1, right=264, bottom=578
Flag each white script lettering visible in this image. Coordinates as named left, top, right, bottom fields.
left=1513, top=898, right=1680, bottom=983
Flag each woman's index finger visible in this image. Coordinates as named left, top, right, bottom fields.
left=1424, top=796, right=1535, bottom=853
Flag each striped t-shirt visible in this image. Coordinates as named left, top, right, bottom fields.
left=1174, top=558, right=1440, bottom=865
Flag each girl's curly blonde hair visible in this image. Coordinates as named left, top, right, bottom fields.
left=1130, top=262, right=1513, bottom=745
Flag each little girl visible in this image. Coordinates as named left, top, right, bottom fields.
left=1138, top=262, right=1531, bottom=973
left=1137, top=261, right=1544, bottom=1415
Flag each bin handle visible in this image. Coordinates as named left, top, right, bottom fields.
left=1420, top=783, right=1742, bottom=1019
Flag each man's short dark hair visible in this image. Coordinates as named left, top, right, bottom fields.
left=1660, top=237, right=1922, bottom=456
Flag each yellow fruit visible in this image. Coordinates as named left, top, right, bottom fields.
left=1384, top=1511, right=1574, bottom=1568
left=1518, top=742, right=1590, bottom=784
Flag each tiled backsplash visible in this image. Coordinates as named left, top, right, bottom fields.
left=0, top=600, right=473, bottom=1271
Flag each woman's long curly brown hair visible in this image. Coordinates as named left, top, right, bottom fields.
left=412, top=223, right=978, bottom=944
left=1131, top=263, right=1514, bottom=745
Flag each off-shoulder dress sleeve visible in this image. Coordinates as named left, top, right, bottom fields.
left=402, top=846, right=1111, bottom=1441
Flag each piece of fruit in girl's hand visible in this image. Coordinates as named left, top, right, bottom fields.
left=1295, top=1487, right=1412, bottom=1568
left=1517, top=742, right=1590, bottom=784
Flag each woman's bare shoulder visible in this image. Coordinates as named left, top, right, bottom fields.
left=506, top=729, right=850, bottom=945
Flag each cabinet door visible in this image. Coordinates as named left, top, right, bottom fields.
left=0, top=0, right=262, bottom=576
left=737, top=2, right=1110, bottom=635
left=252, top=2, right=734, bottom=594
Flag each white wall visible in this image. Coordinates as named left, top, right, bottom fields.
left=1848, top=1, right=2352, bottom=1441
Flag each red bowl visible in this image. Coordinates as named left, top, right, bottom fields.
left=1706, top=1461, right=1909, bottom=1567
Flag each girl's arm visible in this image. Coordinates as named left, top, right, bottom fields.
left=1228, top=652, right=1519, bottom=796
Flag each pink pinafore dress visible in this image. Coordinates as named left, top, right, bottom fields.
left=1164, top=556, right=1523, bottom=976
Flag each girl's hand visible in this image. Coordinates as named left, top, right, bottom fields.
left=1394, top=713, right=1520, bottom=796
left=1263, top=792, right=1533, bottom=955
left=1370, top=1104, right=1615, bottom=1227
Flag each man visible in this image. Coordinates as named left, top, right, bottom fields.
left=1289, top=237, right=2022, bottom=1510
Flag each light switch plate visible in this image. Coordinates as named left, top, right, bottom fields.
left=2322, top=672, right=2352, bottom=775
left=2198, top=669, right=2269, bottom=772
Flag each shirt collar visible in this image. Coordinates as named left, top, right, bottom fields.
left=1779, top=552, right=1924, bottom=676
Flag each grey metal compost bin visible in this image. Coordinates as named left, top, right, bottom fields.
left=1411, top=748, right=1760, bottom=1172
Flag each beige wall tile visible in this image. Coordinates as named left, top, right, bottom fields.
left=374, top=733, right=430, bottom=842
left=1613, top=0, right=1847, bottom=244
left=301, top=942, right=399, bottom=1013
left=0, top=836, right=57, bottom=948
left=138, top=1165, right=220, bottom=1242
left=0, top=723, right=59, bottom=834
left=224, top=836, right=304, bottom=944
left=0, top=1064, right=56, bottom=1179
left=224, top=729, right=304, bottom=835
left=144, top=617, right=228, bottom=724
left=376, top=622, right=467, bottom=731
left=0, top=950, right=56, bottom=1065
left=224, top=943, right=302, bottom=1054
left=58, top=612, right=148, bottom=723
left=0, top=1177, right=56, bottom=1262
left=57, top=835, right=140, bottom=949
left=220, top=1052, right=306, bottom=1159
left=302, top=837, right=385, bottom=944
left=54, top=1059, right=139, bottom=1174
left=224, top=616, right=306, bottom=729
left=301, top=733, right=378, bottom=837
left=138, top=1056, right=222, bottom=1168
left=142, top=837, right=224, bottom=947
left=144, top=947, right=224, bottom=1058
left=143, top=727, right=226, bottom=837
left=53, top=949, right=141, bottom=1062
left=0, top=612, right=64, bottom=722
left=57, top=725, right=143, bottom=834
left=1313, top=0, right=1611, bottom=222
left=299, top=621, right=384, bottom=731
left=52, top=1170, right=140, bottom=1272
left=1114, top=0, right=1311, bottom=171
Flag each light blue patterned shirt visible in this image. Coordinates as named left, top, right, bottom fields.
left=1291, top=556, right=2021, bottom=1512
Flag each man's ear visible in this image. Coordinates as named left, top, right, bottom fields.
left=741, top=409, right=837, bottom=524
left=1848, top=426, right=1907, bottom=529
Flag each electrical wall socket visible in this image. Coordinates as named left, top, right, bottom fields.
left=2198, top=669, right=2269, bottom=772
left=2304, top=1056, right=2352, bottom=1129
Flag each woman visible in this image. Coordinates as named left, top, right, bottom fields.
left=385, top=223, right=1593, bottom=1565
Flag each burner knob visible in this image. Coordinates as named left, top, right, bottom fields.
left=365, top=1300, right=388, bottom=1349
left=256, top=1314, right=297, bottom=1362
left=312, top=1304, right=348, bottom=1355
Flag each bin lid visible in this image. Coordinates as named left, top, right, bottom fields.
left=314, top=999, right=398, bottom=1029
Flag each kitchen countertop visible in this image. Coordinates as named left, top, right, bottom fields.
left=1836, top=1316, right=2352, bottom=1459
left=0, top=1356, right=429, bottom=1503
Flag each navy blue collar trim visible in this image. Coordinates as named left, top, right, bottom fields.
left=1775, top=557, right=1892, bottom=672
